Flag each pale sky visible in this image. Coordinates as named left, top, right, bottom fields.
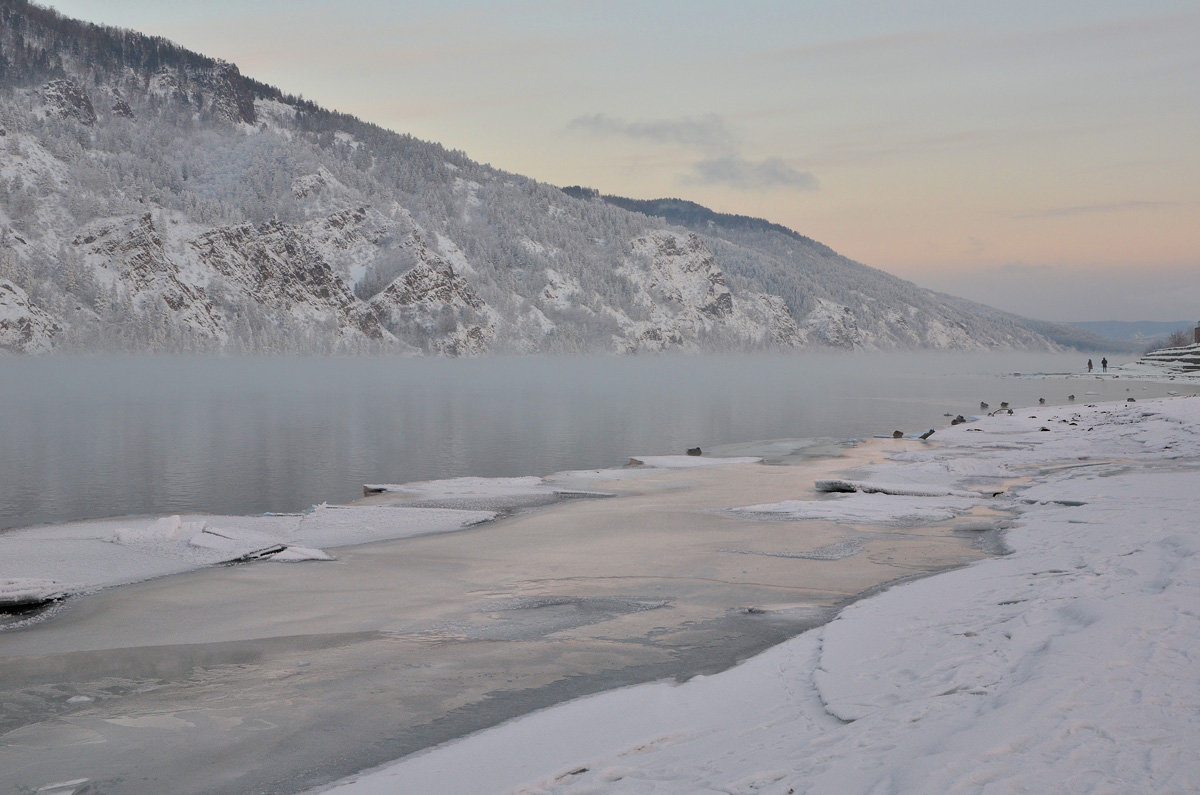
left=45, top=0, right=1200, bottom=322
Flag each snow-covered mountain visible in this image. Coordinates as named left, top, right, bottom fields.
left=0, top=0, right=1086, bottom=355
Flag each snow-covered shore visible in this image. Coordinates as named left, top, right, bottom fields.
left=317, top=396, right=1200, bottom=794
left=0, top=464, right=707, bottom=615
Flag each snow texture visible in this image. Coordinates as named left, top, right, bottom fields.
left=366, top=476, right=612, bottom=498
left=0, top=279, right=60, bottom=353
left=734, top=492, right=980, bottom=525
left=0, top=505, right=494, bottom=597
left=625, top=455, right=763, bottom=468
left=0, top=578, right=66, bottom=608
left=316, top=396, right=1200, bottom=795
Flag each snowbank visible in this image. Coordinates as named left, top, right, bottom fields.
left=316, top=396, right=1200, bottom=794
left=0, top=578, right=66, bottom=608
left=0, top=504, right=494, bottom=597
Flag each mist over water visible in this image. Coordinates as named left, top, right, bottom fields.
left=0, top=352, right=1174, bottom=531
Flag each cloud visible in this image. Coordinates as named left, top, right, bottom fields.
left=685, top=156, right=819, bottom=190
left=566, top=113, right=817, bottom=192
left=1015, top=200, right=1181, bottom=220
left=566, top=113, right=736, bottom=153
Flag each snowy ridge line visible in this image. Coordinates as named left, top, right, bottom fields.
left=313, top=395, right=1200, bottom=795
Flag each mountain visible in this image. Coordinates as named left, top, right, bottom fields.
left=0, top=0, right=1082, bottom=355
left=1068, top=321, right=1193, bottom=346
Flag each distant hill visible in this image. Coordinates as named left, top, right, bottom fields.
left=1068, top=321, right=1194, bottom=345
left=565, top=188, right=1114, bottom=353
left=559, top=188, right=834, bottom=252
left=0, top=0, right=1088, bottom=355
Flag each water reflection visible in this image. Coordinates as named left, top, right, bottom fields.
left=0, top=352, right=1186, bottom=530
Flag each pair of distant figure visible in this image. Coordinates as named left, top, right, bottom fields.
left=1087, top=358, right=1108, bottom=373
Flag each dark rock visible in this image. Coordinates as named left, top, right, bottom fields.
left=111, top=97, right=135, bottom=119
left=686, top=447, right=702, bottom=456
left=40, top=79, right=96, bottom=125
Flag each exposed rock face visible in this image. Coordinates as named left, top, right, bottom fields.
left=60, top=203, right=496, bottom=353
left=149, top=67, right=183, bottom=100
left=190, top=219, right=385, bottom=341
left=802, top=298, right=864, bottom=349
left=627, top=231, right=734, bottom=320
left=753, top=293, right=802, bottom=346
left=147, top=63, right=255, bottom=125
left=368, top=239, right=494, bottom=356
left=202, top=61, right=257, bottom=125
left=107, top=89, right=135, bottom=119
left=74, top=213, right=224, bottom=343
left=614, top=230, right=802, bottom=352
left=39, top=79, right=95, bottom=125
left=0, top=280, right=59, bottom=353
left=293, top=171, right=330, bottom=200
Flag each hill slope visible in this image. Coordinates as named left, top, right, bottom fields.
left=0, top=0, right=1076, bottom=355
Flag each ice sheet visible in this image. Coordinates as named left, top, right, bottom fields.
left=0, top=505, right=494, bottom=596
left=734, top=492, right=980, bottom=525
left=625, top=455, right=763, bottom=468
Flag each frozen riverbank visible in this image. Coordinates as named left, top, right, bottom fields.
left=316, top=395, right=1200, bottom=794
left=1, top=437, right=996, bottom=794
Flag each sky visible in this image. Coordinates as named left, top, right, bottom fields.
left=44, top=0, right=1200, bottom=322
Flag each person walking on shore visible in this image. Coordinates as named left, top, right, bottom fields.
left=1087, top=359, right=1093, bottom=372
left=1101, top=357, right=1108, bottom=372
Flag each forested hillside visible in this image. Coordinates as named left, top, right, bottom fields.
left=0, top=0, right=1084, bottom=355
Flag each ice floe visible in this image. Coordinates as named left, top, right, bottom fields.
left=734, top=492, right=980, bottom=525
left=0, top=578, right=67, bottom=609
left=624, top=455, right=763, bottom=468
left=362, top=475, right=614, bottom=510
left=813, top=478, right=985, bottom=497
left=0, top=504, right=494, bottom=599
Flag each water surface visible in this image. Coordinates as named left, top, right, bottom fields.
left=0, top=351, right=1175, bottom=530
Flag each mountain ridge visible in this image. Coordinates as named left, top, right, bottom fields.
left=0, top=0, right=1097, bottom=355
